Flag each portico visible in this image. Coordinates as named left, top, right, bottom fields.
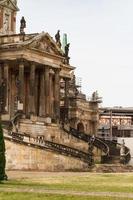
left=0, top=33, right=73, bottom=123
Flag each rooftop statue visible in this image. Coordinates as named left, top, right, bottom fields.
left=65, top=43, right=70, bottom=57
left=92, top=91, right=99, bottom=101
left=55, top=30, right=61, bottom=48
left=20, top=16, right=26, bottom=34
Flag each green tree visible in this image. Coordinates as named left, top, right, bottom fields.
left=0, top=123, right=7, bottom=180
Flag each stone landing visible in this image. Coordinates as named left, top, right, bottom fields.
left=89, top=164, right=133, bottom=173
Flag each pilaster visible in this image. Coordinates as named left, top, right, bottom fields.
left=64, top=78, right=69, bottom=108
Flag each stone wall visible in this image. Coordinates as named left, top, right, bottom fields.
left=19, top=120, right=88, bottom=153
left=5, top=140, right=88, bottom=171
left=5, top=120, right=102, bottom=171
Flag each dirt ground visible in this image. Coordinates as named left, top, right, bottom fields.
left=7, top=171, right=89, bottom=179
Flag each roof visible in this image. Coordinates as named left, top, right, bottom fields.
left=100, top=107, right=133, bottom=116
left=0, top=32, right=65, bottom=57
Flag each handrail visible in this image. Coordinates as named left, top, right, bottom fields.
left=63, top=127, right=109, bottom=156
left=2, top=113, right=23, bottom=131
left=4, top=130, right=92, bottom=164
left=106, top=139, right=130, bottom=163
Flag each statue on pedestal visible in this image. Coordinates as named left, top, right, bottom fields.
left=55, top=30, right=61, bottom=48
left=20, top=16, right=26, bottom=34
left=65, top=43, right=70, bottom=57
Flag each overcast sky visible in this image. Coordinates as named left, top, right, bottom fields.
left=17, top=0, right=133, bottom=107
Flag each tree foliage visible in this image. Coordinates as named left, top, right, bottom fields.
left=0, top=123, right=7, bottom=180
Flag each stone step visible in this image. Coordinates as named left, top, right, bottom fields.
left=101, top=155, right=120, bottom=164
left=90, top=164, right=133, bottom=173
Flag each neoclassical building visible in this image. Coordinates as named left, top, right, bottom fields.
left=0, top=0, right=106, bottom=171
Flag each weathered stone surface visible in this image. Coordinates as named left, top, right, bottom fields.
left=19, top=122, right=88, bottom=153
left=5, top=140, right=88, bottom=171
left=90, top=164, right=133, bottom=173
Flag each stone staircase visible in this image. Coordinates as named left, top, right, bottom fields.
left=63, top=127, right=109, bottom=156
left=4, top=130, right=92, bottom=165
left=63, top=127, right=131, bottom=165
left=101, top=139, right=131, bottom=164
left=2, top=119, right=131, bottom=166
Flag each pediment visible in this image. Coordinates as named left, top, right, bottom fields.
left=27, top=33, right=64, bottom=57
left=0, top=0, right=19, bottom=11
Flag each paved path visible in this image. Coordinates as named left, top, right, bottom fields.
left=1, top=187, right=133, bottom=198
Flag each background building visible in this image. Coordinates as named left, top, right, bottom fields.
left=99, top=107, right=133, bottom=140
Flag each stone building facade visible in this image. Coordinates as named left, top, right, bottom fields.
left=0, top=0, right=103, bottom=171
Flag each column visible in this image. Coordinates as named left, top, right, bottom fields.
left=45, top=66, right=50, bottom=117
left=18, top=61, right=24, bottom=112
left=49, top=73, right=53, bottom=117
left=0, top=64, right=3, bottom=113
left=3, top=63, right=9, bottom=112
left=54, top=68, right=60, bottom=121
left=0, top=64, right=2, bottom=85
left=39, top=68, right=45, bottom=117
left=29, top=63, right=36, bottom=115
left=35, top=71, right=39, bottom=116
left=63, top=78, right=70, bottom=121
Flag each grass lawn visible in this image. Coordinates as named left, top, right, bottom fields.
left=0, top=193, right=131, bottom=200
left=0, top=172, right=133, bottom=199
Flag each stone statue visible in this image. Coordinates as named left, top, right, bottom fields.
left=65, top=43, right=70, bottom=57
left=92, top=91, right=99, bottom=101
left=20, top=16, right=26, bottom=34
left=3, top=15, right=9, bottom=33
left=55, top=30, right=61, bottom=48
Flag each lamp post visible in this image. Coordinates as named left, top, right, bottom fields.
left=103, top=109, right=113, bottom=140
left=110, top=109, right=112, bottom=141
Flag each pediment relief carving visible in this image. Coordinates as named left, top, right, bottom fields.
left=0, top=0, right=19, bottom=11
left=29, top=37, right=60, bottom=55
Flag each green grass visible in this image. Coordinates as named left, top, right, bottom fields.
left=0, top=193, right=131, bottom=200
left=1, top=172, right=133, bottom=199
left=1, top=173, right=133, bottom=193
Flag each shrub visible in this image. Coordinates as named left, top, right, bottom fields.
left=0, top=123, right=7, bottom=181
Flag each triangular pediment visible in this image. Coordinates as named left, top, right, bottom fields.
left=0, top=0, right=19, bottom=11
left=25, top=32, right=64, bottom=57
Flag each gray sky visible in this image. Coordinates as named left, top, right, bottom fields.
left=17, top=0, right=133, bottom=107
